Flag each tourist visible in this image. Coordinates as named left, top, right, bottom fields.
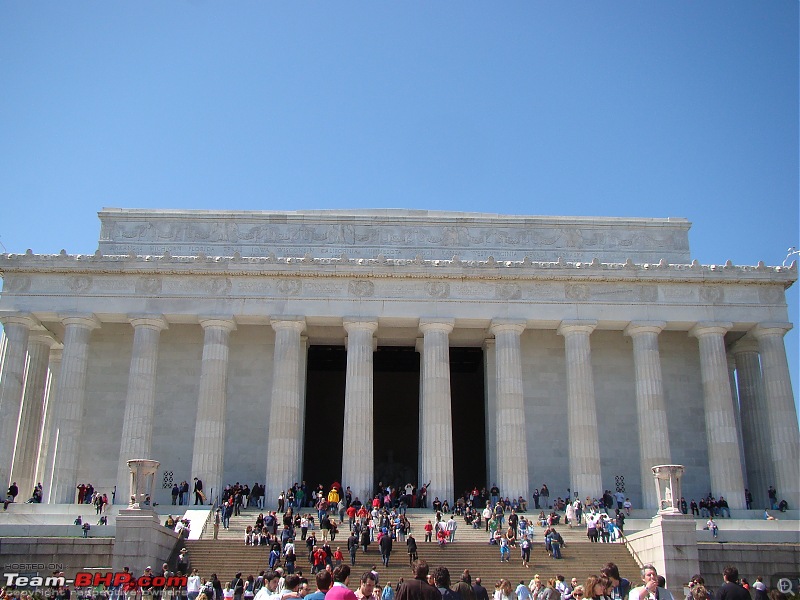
left=433, top=567, right=458, bottom=600
left=539, top=580, right=560, bottom=600
left=628, top=565, right=674, bottom=600
left=714, top=567, right=750, bottom=600
left=585, top=577, right=610, bottom=600
left=494, top=580, right=514, bottom=600
left=763, top=509, right=777, bottom=520
left=396, top=560, right=439, bottom=600
left=601, top=564, right=630, bottom=600
left=355, top=572, right=379, bottom=600
left=706, top=517, right=718, bottom=538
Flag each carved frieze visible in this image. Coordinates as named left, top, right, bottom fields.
left=96, top=209, right=692, bottom=263
left=348, top=280, right=375, bottom=297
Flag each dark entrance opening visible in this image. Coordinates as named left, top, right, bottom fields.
left=303, top=344, right=485, bottom=498
left=450, top=347, right=486, bottom=497
left=373, top=347, right=420, bottom=490
left=303, top=345, right=346, bottom=488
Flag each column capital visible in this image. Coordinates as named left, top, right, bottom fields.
left=59, top=313, right=101, bottom=330
left=28, top=333, right=59, bottom=348
left=750, top=322, right=793, bottom=339
left=689, top=322, right=732, bottom=338
left=624, top=321, right=666, bottom=337
left=129, top=315, right=169, bottom=331
left=557, top=319, right=597, bottom=336
left=489, top=319, right=526, bottom=336
left=419, top=319, right=455, bottom=335
left=343, top=319, right=378, bottom=334
left=270, top=316, right=307, bottom=333
left=731, top=335, right=760, bottom=355
left=199, top=317, right=237, bottom=332
left=0, top=312, right=40, bottom=329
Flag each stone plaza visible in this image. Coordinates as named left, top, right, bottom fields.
left=0, top=208, right=797, bottom=515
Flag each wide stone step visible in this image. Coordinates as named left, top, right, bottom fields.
left=185, top=535, right=640, bottom=591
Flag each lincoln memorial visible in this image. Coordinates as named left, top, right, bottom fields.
left=0, top=208, right=797, bottom=513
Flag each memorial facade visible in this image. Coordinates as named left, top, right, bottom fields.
left=0, top=208, right=797, bottom=512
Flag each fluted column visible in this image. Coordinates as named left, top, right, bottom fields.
left=190, top=318, right=236, bottom=504
left=265, top=317, right=307, bottom=505
left=11, top=333, right=56, bottom=497
left=114, top=316, right=168, bottom=502
left=49, top=314, right=101, bottom=503
left=342, top=319, right=377, bottom=504
left=732, top=336, right=773, bottom=505
left=751, top=323, right=800, bottom=509
left=36, top=347, right=62, bottom=489
left=689, top=322, right=745, bottom=509
left=0, top=314, right=39, bottom=489
left=482, top=339, right=498, bottom=488
left=419, top=319, right=455, bottom=504
left=624, top=322, right=672, bottom=510
left=490, top=320, right=529, bottom=500
left=558, top=320, right=602, bottom=500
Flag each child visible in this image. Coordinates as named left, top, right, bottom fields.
left=499, top=536, right=510, bottom=562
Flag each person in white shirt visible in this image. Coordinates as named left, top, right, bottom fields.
left=188, top=569, right=202, bottom=600
left=628, top=565, right=674, bottom=600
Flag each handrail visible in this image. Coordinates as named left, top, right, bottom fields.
left=619, top=531, right=645, bottom=568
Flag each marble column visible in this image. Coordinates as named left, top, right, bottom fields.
left=115, top=316, right=168, bottom=503
left=689, top=322, right=745, bottom=509
left=190, top=318, right=236, bottom=505
left=727, top=354, right=748, bottom=484
left=11, top=333, right=56, bottom=497
left=264, top=317, right=307, bottom=505
left=482, top=339, right=498, bottom=489
left=0, top=314, right=38, bottom=489
left=490, top=320, right=529, bottom=500
left=732, top=336, right=773, bottom=506
left=558, top=320, right=602, bottom=500
left=342, top=319, right=377, bottom=505
left=624, top=322, right=672, bottom=510
left=49, top=314, right=101, bottom=503
left=751, top=323, right=800, bottom=509
left=419, top=319, right=455, bottom=504
left=35, top=347, right=62, bottom=490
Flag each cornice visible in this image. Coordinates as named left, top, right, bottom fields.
left=0, top=252, right=796, bottom=287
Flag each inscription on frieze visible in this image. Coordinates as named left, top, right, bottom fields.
left=2, top=276, right=31, bottom=293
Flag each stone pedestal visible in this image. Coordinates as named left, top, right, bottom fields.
left=113, top=508, right=181, bottom=575
left=627, top=464, right=699, bottom=595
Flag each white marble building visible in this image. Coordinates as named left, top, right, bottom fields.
left=0, top=208, right=797, bottom=512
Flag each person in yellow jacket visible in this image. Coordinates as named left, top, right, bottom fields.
left=328, top=487, right=340, bottom=505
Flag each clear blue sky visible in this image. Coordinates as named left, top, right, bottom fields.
left=1, top=2, right=797, bottom=409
